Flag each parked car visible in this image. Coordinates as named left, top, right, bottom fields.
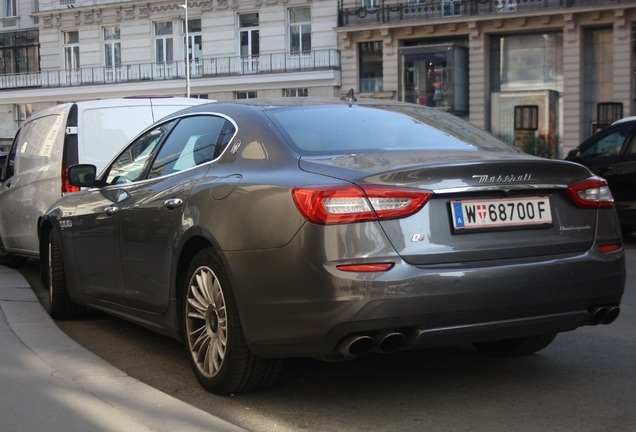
left=0, top=96, right=209, bottom=267
left=565, top=116, right=636, bottom=233
left=41, top=96, right=625, bottom=395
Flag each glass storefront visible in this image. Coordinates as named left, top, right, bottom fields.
left=399, top=44, right=468, bottom=116
left=490, top=32, right=563, bottom=158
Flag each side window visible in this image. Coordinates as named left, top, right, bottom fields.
left=105, top=120, right=176, bottom=185
left=147, top=115, right=236, bottom=179
left=580, top=124, right=631, bottom=158
left=2, top=133, right=19, bottom=180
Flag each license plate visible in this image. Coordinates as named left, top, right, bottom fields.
left=450, top=196, right=552, bottom=231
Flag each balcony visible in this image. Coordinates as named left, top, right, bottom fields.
left=0, top=49, right=340, bottom=91
left=338, top=0, right=634, bottom=27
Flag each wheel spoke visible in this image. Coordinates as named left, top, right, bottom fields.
left=186, top=264, right=228, bottom=378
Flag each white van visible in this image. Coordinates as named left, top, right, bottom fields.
left=0, top=96, right=209, bottom=267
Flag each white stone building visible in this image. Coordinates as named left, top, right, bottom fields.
left=2, top=0, right=636, bottom=157
left=0, top=0, right=341, bottom=148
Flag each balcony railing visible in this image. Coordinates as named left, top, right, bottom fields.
left=0, top=49, right=340, bottom=91
left=338, top=0, right=636, bottom=27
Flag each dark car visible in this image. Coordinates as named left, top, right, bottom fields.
left=566, top=116, right=636, bottom=233
left=41, top=96, right=625, bottom=395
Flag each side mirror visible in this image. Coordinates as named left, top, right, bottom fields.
left=68, top=164, right=97, bottom=188
left=566, top=148, right=581, bottom=160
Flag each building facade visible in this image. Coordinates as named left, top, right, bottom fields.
left=337, top=0, right=636, bottom=156
left=1, top=0, right=635, bottom=158
left=0, top=0, right=341, bottom=148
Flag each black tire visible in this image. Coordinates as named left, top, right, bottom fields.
left=183, top=248, right=282, bottom=395
left=473, top=333, right=557, bottom=357
left=47, top=229, right=85, bottom=319
left=0, top=235, right=28, bottom=268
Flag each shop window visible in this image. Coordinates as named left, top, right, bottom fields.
left=399, top=44, right=468, bottom=115
left=490, top=33, right=563, bottom=93
left=359, top=41, right=383, bottom=93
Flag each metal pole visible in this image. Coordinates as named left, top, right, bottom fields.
left=180, top=2, right=191, bottom=97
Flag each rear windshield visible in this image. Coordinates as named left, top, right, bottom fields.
left=266, top=104, right=514, bottom=155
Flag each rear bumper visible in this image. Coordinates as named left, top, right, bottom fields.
left=225, top=247, right=625, bottom=359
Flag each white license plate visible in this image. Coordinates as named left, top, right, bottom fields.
left=451, top=196, right=552, bottom=231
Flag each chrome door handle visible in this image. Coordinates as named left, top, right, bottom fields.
left=104, top=205, right=120, bottom=216
left=164, top=197, right=183, bottom=210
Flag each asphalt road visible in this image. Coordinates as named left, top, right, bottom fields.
left=20, top=239, right=636, bottom=432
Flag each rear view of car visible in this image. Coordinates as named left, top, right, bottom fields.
left=40, top=97, right=625, bottom=395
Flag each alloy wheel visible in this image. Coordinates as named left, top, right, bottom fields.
left=185, top=266, right=228, bottom=378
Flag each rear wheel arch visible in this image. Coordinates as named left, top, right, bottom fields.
left=46, top=227, right=85, bottom=319
left=181, top=246, right=282, bottom=394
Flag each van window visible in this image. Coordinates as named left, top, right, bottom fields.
left=11, top=114, right=65, bottom=175
left=81, top=106, right=157, bottom=170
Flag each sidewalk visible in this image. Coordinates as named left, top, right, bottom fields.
left=0, top=264, right=245, bottom=432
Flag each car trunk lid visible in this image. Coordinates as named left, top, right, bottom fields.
left=299, top=151, right=601, bottom=265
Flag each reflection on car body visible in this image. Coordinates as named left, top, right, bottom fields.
left=41, top=96, right=625, bottom=395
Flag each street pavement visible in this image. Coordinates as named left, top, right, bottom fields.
left=0, top=264, right=245, bottom=432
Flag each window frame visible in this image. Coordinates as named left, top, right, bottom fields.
left=288, top=7, right=311, bottom=55
left=63, top=30, right=80, bottom=71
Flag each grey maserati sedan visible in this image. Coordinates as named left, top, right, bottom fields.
left=40, top=96, right=625, bottom=395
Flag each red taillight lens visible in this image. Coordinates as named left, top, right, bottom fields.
left=292, top=184, right=432, bottom=224
left=337, top=263, right=395, bottom=272
left=61, top=168, right=81, bottom=195
left=598, top=243, right=622, bottom=253
left=567, top=177, right=614, bottom=208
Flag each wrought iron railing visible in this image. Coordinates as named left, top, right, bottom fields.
left=338, top=0, right=636, bottom=27
left=0, top=49, right=340, bottom=91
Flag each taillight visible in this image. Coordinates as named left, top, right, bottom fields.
left=598, top=243, right=622, bottom=253
left=567, top=177, right=614, bottom=208
left=292, top=184, right=432, bottom=224
left=61, top=168, right=80, bottom=195
left=337, top=263, right=395, bottom=272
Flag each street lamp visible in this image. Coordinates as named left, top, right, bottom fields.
left=179, top=2, right=190, bottom=97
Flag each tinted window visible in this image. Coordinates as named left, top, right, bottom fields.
left=267, top=104, right=511, bottom=155
left=148, top=115, right=235, bottom=179
left=580, top=123, right=632, bottom=158
left=105, top=120, right=176, bottom=185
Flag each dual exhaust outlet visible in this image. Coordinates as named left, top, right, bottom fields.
left=338, top=306, right=621, bottom=357
left=588, top=306, right=620, bottom=326
left=338, top=331, right=407, bottom=358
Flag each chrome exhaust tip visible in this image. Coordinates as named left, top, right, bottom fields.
left=373, top=332, right=407, bottom=354
left=338, top=335, right=375, bottom=357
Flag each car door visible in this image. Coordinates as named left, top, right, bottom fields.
left=68, top=120, right=177, bottom=303
left=571, top=122, right=636, bottom=205
left=117, top=114, right=236, bottom=313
